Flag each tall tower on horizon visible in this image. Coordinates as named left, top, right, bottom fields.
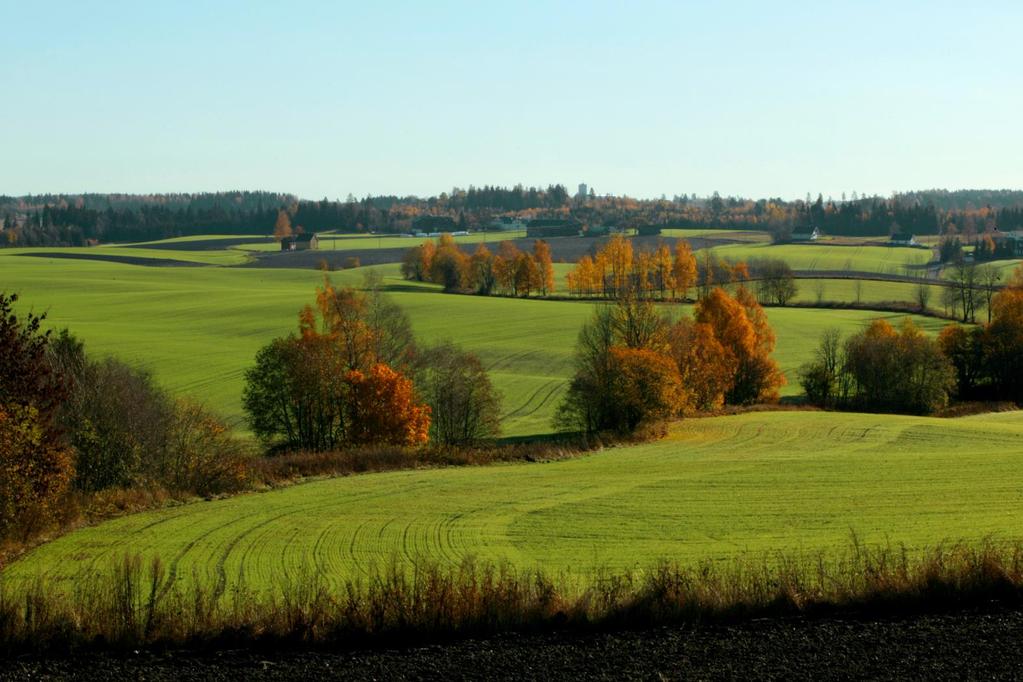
left=577, top=183, right=588, bottom=200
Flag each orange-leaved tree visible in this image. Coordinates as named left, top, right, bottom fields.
left=667, top=318, right=735, bottom=413
left=245, top=279, right=429, bottom=452
left=273, top=209, right=292, bottom=241
left=429, top=233, right=469, bottom=291
left=533, top=239, right=555, bottom=296
left=345, top=364, right=431, bottom=446
left=653, top=243, right=675, bottom=299
left=469, top=243, right=496, bottom=294
left=609, top=346, right=684, bottom=432
left=672, top=240, right=698, bottom=300
left=696, top=287, right=783, bottom=405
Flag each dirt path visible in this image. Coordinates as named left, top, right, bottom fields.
left=5, top=610, right=1021, bottom=680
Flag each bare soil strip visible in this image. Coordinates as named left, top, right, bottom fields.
left=4, top=610, right=1021, bottom=680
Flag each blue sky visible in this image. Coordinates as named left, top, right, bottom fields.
left=2, top=1, right=1021, bottom=200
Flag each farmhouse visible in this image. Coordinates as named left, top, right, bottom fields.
left=281, top=233, right=319, bottom=251
left=889, top=232, right=917, bottom=247
left=526, top=218, right=582, bottom=238
left=993, top=232, right=1023, bottom=257
left=490, top=216, right=527, bottom=231
left=790, top=226, right=820, bottom=242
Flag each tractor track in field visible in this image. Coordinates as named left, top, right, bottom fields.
left=501, top=378, right=565, bottom=421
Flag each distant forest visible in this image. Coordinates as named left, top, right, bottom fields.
left=4, top=187, right=1023, bottom=247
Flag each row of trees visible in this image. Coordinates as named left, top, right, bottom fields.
left=800, top=322, right=954, bottom=414
left=564, top=236, right=799, bottom=305
left=938, top=270, right=1023, bottom=404
left=243, top=275, right=503, bottom=451
left=566, top=237, right=697, bottom=300
left=400, top=235, right=555, bottom=297
left=0, top=294, right=248, bottom=539
left=10, top=188, right=1023, bottom=247
left=801, top=265, right=1023, bottom=413
left=556, top=287, right=785, bottom=435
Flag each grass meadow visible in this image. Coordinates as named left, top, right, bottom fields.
left=706, top=242, right=933, bottom=274
left=1, top=250, right=950, bottom=437
left=6, top=410, right=1023, bottom=594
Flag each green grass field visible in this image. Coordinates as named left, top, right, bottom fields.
left=1, top=243, right=955, bottom=436
left=790, top=278, right=945, bottom=306
left=707, top=243, right=934, bottom=274
left=232, top=230, right=529, bottom=252
left=3, top=245, right=253, bottom=266
left=1, top=252, right=951, bottom=437
left=8, top=410, right=1022, bottom=592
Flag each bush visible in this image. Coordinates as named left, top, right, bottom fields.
left=50, top=329, right=248, bottom=496
left=0, top=404, right=74, bottom=537
left=0, top=293, right=75, bottom=537
left=802, top=321, right=955, bottom=414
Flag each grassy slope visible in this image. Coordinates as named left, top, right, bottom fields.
left=8, top=410, right=1023, bottom=590
left=1, top=253, right=950, bottom=436
left=707, top=243, right=933, bottom=274
left=233, top=230, right=529, bottom=252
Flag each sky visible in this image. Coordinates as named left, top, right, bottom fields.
left=2, top=0, right=1022, bottom=201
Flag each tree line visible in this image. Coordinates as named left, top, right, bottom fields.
left=8, top=187, right=1023, bottom=246
left=0, top=293, right=250, bottom=540
left=800, top=265, right=1023, bottom=413
left=243, top=273, right=503, bottom=452
left=556, top=288, right=785, bottom=436
left=400, top=235, right=556, bottom=297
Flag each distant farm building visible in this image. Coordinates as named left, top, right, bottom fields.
left=993, top=232, right=1023, bottom=256
left=490, top=216, right=528, bottom=231
left=790, top=227, right=821, bottom=242
left=412, top=215, right=458, bottom=234
left=636, top=225, right=662, bottom=237
left=526, top=218, right=582, bottom=239
left=281, top=233, right=319, bottom=251
left=889, top=232, right=917, bottom=247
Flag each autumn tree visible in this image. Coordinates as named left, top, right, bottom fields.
left=695, top=287, right=784, bottom=405
left=981, top=285, right=1023, bottom=401
left=513, top=252, right=541, bottom=296
left=400, top=241, right=435, bottom=281
left=602, top=234, right=634, bottom=298
left=0, top=404, right=74, bottom=537
left=609, top=347, right=684, bottom=432
left=469, top=243, right=496, bottom=295
left=419, top=341, right=503, bottom=445
left=828, top=319, right=954, bottom=413
left=653, top=243, right=675, bottom=299
left=244, top=280, right=430, bottom=451
left=0, top=293, right=74, bottom=536
left=672, top=241, right=697, bottom=300
left=556, top=300, right=680, bottom=435
left=493, top=241, right=521, bottom=295
left=533, top=239, right=555, bottom=296
left=567, top=255, right=599, bottom=297
left=667, top=319, right=734, bottom=412
left=273, top=209, right=293, bottom=241
left=345, top=364, right=430, bottom=446
left=429, top=234, right=469, bottom=291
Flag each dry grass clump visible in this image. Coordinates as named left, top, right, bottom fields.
left=2, top=539, right=1022, bottom=654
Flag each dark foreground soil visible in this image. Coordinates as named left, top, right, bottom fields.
left=4, top=610, right=1022, bottom=680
